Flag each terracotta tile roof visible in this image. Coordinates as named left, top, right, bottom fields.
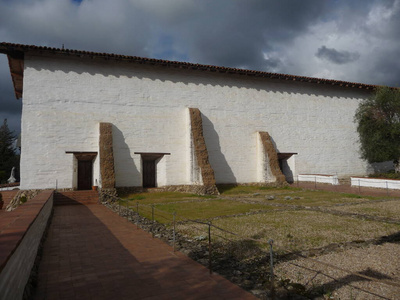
left=0, top=42, right=383, bottom=99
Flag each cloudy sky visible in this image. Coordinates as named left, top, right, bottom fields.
left=1, top=0, right=399, bottom=133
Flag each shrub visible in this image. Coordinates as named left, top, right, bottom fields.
left=20, top=195, right=27, bottom=204
left=369, top=170, right=400, bottom=180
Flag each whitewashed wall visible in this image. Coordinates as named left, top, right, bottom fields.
left=20, top=53, right=372, bottom=189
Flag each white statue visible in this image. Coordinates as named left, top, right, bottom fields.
left=7, top=167, right=16, bottom=183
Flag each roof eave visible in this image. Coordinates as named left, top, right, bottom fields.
left=0, top=44, right=24, bottom=99
left=0, top=42, right=389, bottom=94
left=8, top=53, right=24, bottom=99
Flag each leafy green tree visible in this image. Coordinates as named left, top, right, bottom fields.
left=355, top=86, right=400, bottom=172
left=0, top=119, right=19, bottom=183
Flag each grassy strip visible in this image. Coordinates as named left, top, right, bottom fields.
left=333, top=199, right=400, bottom=220
left=122, top=191, right=215, bottom=205
left=177, top=210, right=400, bottom=255
left=217, top=185, right=301, bottom=195
left=219, top=185, right=379, bottom=204
left=130, top=199, right=279, bottom=224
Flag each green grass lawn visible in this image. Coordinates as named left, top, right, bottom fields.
left=118, top=187, right=399, bottom=254
left=125, top=198, right=279, bottom=224
left=121, top=191, right=216, bottom=204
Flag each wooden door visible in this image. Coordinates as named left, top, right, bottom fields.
left=143, top=159, right=156, bottom=188
left=78, top=160, right=93, bottom=190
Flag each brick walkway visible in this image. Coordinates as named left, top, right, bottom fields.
left=32, top=204, right=256, bottom=300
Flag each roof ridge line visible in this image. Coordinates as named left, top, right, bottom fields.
left=0, top=42, right=391, bottom=90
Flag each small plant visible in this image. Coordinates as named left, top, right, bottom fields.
left=369, top=170, right=400, bottom=180
left=350, top=287, right=355, bottom=300
left=295, top=271, right=303, bottom=282
left=341, top=193, right=362, bottom=199
left=20, top=195, right=27, bottom=204
left=130, top=195, right=146, bottom=201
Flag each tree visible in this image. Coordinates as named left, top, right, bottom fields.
left=0, top=119, right=19, bottom=183
left=355, top=86, right=400, bottom=172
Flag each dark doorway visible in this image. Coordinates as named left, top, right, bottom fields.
left=78, top=160, right=93, bottom=190
left=134, top=152, right=171, bottom=188
left=142, top=159, right=156, bottom=188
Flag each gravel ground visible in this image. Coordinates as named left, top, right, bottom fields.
left=333, top=200, right=400, bottom=220
left=275, top=243, right=400, bottom=299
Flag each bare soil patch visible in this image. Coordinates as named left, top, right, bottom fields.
left=275, top=243, right=400, bottom=299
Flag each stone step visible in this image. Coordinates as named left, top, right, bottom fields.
left=54, top=191, right=99, bottom=206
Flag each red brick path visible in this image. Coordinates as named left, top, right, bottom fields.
left=0, top=190, right=18, bottom=210
left=32, top=204, right=256, bottom=300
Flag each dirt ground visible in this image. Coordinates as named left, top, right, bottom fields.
left=276, top=182, right=400, bottom=299
left=292, top=181, right=400, bottom=198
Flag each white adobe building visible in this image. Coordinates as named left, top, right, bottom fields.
left=0, top=43, right=385, bottom=194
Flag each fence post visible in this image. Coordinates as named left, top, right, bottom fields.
left=208, top=221, right=212, bottom=274
left=314, top=176, right=317, bottom=189
left=152, top=205, right=155, bottom=238
left=297, top=176, right=299, bottom=188
left=358, top=179, right=361, bottom=194
left=386, top=181, right=389, bottom=196
left=119, top=200, right=121, bottom=216
left=136, top=202, right=139, bottom=229
left=173, top=212, right=176, bottom=252
left=268, top=239, right=274, bottom=287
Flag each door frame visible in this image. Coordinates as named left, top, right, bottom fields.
left=66, top=151, right=98, bottom=190
left=77, top=159, right=93, bottom=190
left=134, top=152, right=170, bottom=188
left=142, top=158, right=157, bottom=188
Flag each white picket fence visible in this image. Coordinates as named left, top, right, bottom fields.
left=298, top=174, right=339, bottom=185
left=351, top=177, right=400, bottom=190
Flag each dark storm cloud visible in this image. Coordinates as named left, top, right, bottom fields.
left=0, top=0, right=399, bottom=133
left=169, top=0, right=330, bottom=71
left=0, top=56, right=22, bottom=133
left=316, top=46, right=360, bottom=65
left=363, top=47, right=400, bottom=87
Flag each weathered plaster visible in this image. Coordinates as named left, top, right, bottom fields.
left=19, top=53, right=373, bottom=189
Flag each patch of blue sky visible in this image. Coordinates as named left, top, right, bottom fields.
left=72, top=0, right=83, bottom=4
left=151, top=34, right=189, bottom=62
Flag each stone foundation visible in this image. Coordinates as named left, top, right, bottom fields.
left=156, top=185, right=219, bottom=195
left=99, top=188, right=118, bottom=203
left=116, top=185, right=219, bottom=196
